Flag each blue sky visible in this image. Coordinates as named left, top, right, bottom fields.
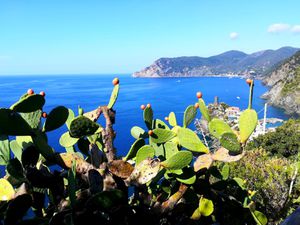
left=0, top=0, right=300, bottom=75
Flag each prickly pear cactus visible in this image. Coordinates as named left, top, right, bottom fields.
left=0, top=109, right=32, bottom=136
left=149, top=128, right=176, bottom=144
left=177, top=127, right=208, bottom=153
left=161, top=151, right=193, bottom=170
left=10, top=94, right=45, bottom=113
left=20, top=110, right=42, bottom=129
left=239, top=109, right=258, bottom=144
left=143, top=106, right=153, bottom=130
left=43, top=106, right=69, bottom=132
left=69, top=116, right=100, bottom=138
left=168, top=112, right=177, bottom=127
left=208, top=118, right=233, bottom=139
left=183, top=105, right=197, bottom=128
left=198, top=98, right=211, bottom=122
left=220, top=132, right=241, bottom=154
left=107, top=83, right=119, bottom=109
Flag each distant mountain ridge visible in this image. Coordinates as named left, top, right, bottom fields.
left=262, top=50, right=300, bottom=115
left=133, top=47, right=299, bottom=78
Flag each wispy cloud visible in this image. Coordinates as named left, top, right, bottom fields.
left=291, top=25, right=300, bottom=34
left=267, top=23, right=300, bottom=34
left=229, top=32, right=239, bottom=40
left=267, top=23, right=290, bottom=33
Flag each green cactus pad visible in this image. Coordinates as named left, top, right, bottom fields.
left=16, top=136, right=33, bottom=150
left=161, top=151, right=193, bottom=170
left=59, top=132, right=79, bottom=148
left=69, top=116, right=100, bottom=138
left=10, top=94, right=45, bottom=113
left=221, top=164, right=230, bottom=180
left=220, top=132, right=241, bottom=154
left=0, top=108, right=32, bottom=136
left=251, top=210, right=268, bottom=225
left=177, top=127, right=208, bottom=153
left=198, top=98, right=211, bottom=122
left=199, top=197, right=214, bottom=216
left=10, top=140, right=23, bottom=162
left=183, top=105, right=197, bottom=128
left=149, top=138, right=165, bottom=158
left=153, top=119, right=170, bottom=130
left=107, top=84, right=119, bottom=109
left=175, top=167, right=196, bottom=185
left=168, top=112, right=177, bottom=127
left=0, top=135, right=10, bottom=166
left=20, top=110, right=42, bottom=129
left=77, top=138, right=90, bottom=155
left=143, top=106, right=153, bottom=130
left=130, top=126, right=147, bottom=139
left=135, top=145, right=155, bottom=165
left=43, top=106, right=69, bottom=132
left=208, top=118, right=233, bottom=139
left=164, top=141, right=179, bottom=159
left=66, top=109, right=75, bottom=129
left=21, top=145, right=40, bottom=169
left=7, top=158, right=24, bottom=180
left=124, top=138, right=145, bottom=161
left=150, top=128, right=176, bottom=144
left=239, top=109, right=258, bottom=143
left=32, top=132, right=55, bottom=160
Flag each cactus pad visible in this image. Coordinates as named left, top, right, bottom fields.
left=208, top=118, right=233, bottom=139
left=143, top=106, right=153, bottom=130
left=130, top=126, right=147, bottom=139
left=135, top=145, right=155, bottom=165
left=220, top=132, right=241, bottom=154
left=107, top=84, right=119, bottom=109
left=183, top=105, right=197, bottom=128
left=124, top=138, right=145, bottom=161
left=10, top=94, right=45, bottom=113
left=0, top=135, right=10, bottom=166
left=161, top=151, right=192, bottom=170
left=108, top=160, right=134, bottom=178
left=168, top=112, right=177, bottom=127
left=127, top=158, right=161, bottom=185
left=69, top=116, right=100, bottom=138
left=43, top=106, right=69, bottom=132
left=198, top=98, right=211, bottom=122
left=150, top=128, right=176, bottom=144
left=0, top=109, right=32, bottom=136
left=239, top=109, right=258, bottom=143
left=20, top=110, right=42, bottom=129
left=59, top=132, right=79, bottom=148
left=177, top=127, right=208, bottom=153
left=153, top=119, right=170, bottom=130
left=0, top=178, right=15, bottom=201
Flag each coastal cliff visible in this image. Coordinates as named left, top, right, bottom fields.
left=262, top=51, right=300, bottom=115
left=133, top=47, right=299, bottom=78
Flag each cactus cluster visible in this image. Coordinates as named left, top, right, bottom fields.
left=0, top=79, right=267, bottom=225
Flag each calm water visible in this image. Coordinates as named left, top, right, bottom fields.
left=0, top=74, right=289, bottom=168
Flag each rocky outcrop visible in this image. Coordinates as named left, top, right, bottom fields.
left=133, top=47, right=299, bottom=78
left=262, top=51, right=300, bottom=115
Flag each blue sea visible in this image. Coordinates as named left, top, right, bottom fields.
left=0, top=74, right=289, bottom=173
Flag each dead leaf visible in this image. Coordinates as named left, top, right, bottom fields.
left=211, top=147, right=244, bottom=162
left=194, top=154, right=213, bottom=172
left=108, top=160, right=134, bottom=179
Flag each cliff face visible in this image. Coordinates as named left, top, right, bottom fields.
left=262, top=51, right=300, bottom=115
left=133, top=47, right=299, bottom=78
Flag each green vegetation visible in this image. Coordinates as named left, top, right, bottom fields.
left=247, top=119, right=300, bottom=158
left=281, top=67, right=300, bottom=96
left=0, top=78, right=295, bottom=225
left=226, top=148, right=299, bottom=225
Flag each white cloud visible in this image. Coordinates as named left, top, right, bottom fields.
left=229, top=32, right=239, bottom=40
left=267, top=23, right=291, bottom=33
left=291, top=25, right=300, bottom=34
